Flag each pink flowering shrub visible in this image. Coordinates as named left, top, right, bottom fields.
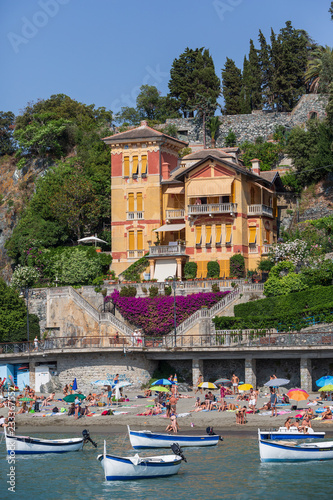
left=109, top=290, right=229, bottom=336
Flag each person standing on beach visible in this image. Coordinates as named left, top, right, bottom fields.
left=248, top=388, right=257, bottom=413
left=195, top=374, right=203, bottom=394
left=231, top=374, right=239, bottom=394
left=270, top=388, right=278, bottom=417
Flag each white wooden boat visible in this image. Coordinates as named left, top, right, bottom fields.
left=5, top=428, right=84, bottom=455
left=128, top=426, right=220, bottom=449
left=259, top=427, right=325, bottom=440
left=259, top=437, right=333, bottom=462
left=97, top=441, right=185, bottom=480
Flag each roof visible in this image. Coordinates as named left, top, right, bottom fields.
left=102, top=122, right=187, bottom=147
left=182, top=149, right=236, bottom=161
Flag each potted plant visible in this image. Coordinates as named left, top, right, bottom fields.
left=96, top=246, right=102, bottom=253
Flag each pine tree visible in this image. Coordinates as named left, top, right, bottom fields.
left=168, top=48, right=220, bottom=118
left=222, top=58, right=242, bottom=115
left=258, top=30, right=272, bottom=108
left=248, top=39, right=262, bottom=109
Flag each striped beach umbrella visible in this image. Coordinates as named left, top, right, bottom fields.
left=198, top=382, right=218, bottom=390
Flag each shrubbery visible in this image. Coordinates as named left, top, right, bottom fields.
left=184, top=262, right=197, bottom=279
left=207, top=261, right=220, bottom=278
left=230, top=254, right=245, bottom=278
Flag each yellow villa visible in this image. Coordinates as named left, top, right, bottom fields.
left=103, top=122, right=282, bottom=281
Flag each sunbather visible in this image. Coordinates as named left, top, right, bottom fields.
left=321, top=408, right=332, bottom=420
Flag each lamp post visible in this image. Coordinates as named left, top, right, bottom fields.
left=167, top=275, right=177, bottom=347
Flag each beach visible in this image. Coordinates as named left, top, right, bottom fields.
left=2, top=389, right=333, bottom=435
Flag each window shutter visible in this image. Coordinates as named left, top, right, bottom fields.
left=205, top=226, right=212, bottom=245
left=141, top=155, right=147, bottom=174
left=215, top=224, right=222, bottom=245
left=231, top=181, right=235, bottom=203
left=195, top=226, right=202, bottom=245
left=249, top=227, right=256, bottom=244
left=225, top=224, right=232, bottom=244
left=132, top=156, right=138, bottom=175
left=128, top=231, right=135, bottom=250
left=128, top=193, right=134, bottom=212
left=136, top=192, right=143, bottom=211
left=265, top=230, right=270, bottom=244
left=137, top=230, right=143, bottom=250
left=124, top=156, right=129, bottom=177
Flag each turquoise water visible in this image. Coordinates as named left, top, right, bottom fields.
left=1, top=431, right=333, bottom=500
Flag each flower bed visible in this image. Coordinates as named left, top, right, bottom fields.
left=109, top=290, right=229, bottom=336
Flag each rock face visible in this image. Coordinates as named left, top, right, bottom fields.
left=299, top=176, right=333, bottom=222
left=165, top=94, right=328, bottom=146
left=0, top=157, right=53, bottom=281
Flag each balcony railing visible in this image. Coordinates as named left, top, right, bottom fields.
left=165, top=209, right=185, bottom=220
left=188, top=203, right=237, bottom=216
left=247, top=205, right=273, bottom=217
left=127, top=250, right=145, bottom=259
left=249, top=245, right=258, bottom=254
left=262, top=244, right=271, bottom=255
left=148, top=244, right=186, bottom=256
left=127, top=211, right=144, bottom=220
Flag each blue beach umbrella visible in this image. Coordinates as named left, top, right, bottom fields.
left=72, top=378, right=78, bottom=391
left=152, top=379, right=174, bottom=386
left=316, top=376, right=333, bottom=388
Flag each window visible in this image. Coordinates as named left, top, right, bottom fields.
left=250, top=187, right=255, bottom=205
left=205, top=226, right=212, bottom=247
left=231, top=182, right=235, bottom=203
left=128, top=193, right=134, bottom=212
left=132, top=156, right=138, bottom=176
left=215, top=224, right=222, bottom=246
left=249, top=227, right=256, bottom=244
left=195, top=226, right=202, bottom=246
left=137, top=230, right=143, bottom=250
left=265, top=230, right=270, bottom=244
left=136, top=192, right=143, bottom=212
left=225, top=224, right=232, bottom=245
left=141, top=155, right=147, bottom=175
left=222, top=196, right=229, bottom=204
left=124, top=156, right=130, bottom=177
left=128, top=231, right=135, bottom=251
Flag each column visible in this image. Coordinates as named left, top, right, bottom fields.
left=300, top=357, right=312, bottom=393
left=176, top=258, right=182, bottom=279
left=29, top=361, right=36, bottom=391
left=192, top=358, right=204, bottom=387
left=149, top=259, right=154, bottom=280
left=245, top=357, right=256, bottom=388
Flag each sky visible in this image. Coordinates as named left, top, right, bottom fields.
left=1, top=0, right=332, bottom=118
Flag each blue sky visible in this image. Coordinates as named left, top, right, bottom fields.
left=1, top=0, right=332, bottom=117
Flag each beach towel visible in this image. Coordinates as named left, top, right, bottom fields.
left=177, top=413, right=190, bottom=417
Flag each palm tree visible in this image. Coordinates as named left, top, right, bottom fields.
left=206, top=116, right=220, bottom=148
left=305, top=45, right=333, bottom=93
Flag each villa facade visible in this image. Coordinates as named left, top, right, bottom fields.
left=103, top=122, right=282, bottom=280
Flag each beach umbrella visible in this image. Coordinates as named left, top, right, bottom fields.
left=77, top=235, right=107, bottom=247
left=287, top=388, right=309, bottom=409
left=215, top=378, right=232, bottom=385
left=72, top=378, right=78, bottom=391
left=198, top=382, right=218, bottom=390
left=319, top=384, right=333, bottom=392
left=19, top=397, right=34, bottom=402
left=92, top=380, right=112, bottom=386
left=238, top=384, right=253, bottom=391
left=174, top=374, right=178, bottom=385
left=63, top=394, right=86, bottom=403
left=316, top=376, right=333, bottom=388
left=152, top=379, right=173, bottom=386
left=113, top=381, right=132, bottom=389
left=264, top=378, right=290, bottom=387
left=149, top=386, right=170, bottom=392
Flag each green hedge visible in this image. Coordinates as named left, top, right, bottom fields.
left=234, top=285, right=333, bottom=318
left=213, top=300, right=333, bottom=332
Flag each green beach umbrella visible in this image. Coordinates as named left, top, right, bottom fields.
left=149, top=386, right=169, bottom=392
left=19, top=397, right=34, bottom=402
left=63, top=394, right=86, bottom=403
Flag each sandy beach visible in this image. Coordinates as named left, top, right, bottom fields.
left=2, top=389, right=333, bottom=436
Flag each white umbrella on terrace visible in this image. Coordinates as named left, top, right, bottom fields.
left=77, top=234, right=108, bottom=247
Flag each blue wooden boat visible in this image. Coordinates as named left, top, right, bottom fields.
left=128, top=426, right=220, bottom=449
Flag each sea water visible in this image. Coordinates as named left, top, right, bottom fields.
left=1, top=432, right=333, bottom=500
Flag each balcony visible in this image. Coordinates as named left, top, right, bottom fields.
left=247, top=205, right=273, bottom=217
left=188, top=203, right=237, bottom=216
left=262, top=244, right=271, bottom=255
left=249, top=245, right=258, bottom=254
left=127, top=250, right=145, bottom=259
left=165, top=209, right=185, bottom=220
left=127, top=211, right=144, bottom=220
left=148, top=244, right=186, bottom=257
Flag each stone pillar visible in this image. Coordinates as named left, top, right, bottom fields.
left=176, top=258, right=182, bottom=279
left=29, top=361, right=36, bottom=391
left=300, top=357, right=312, bottom=393
left=192, top=358, right=204, bottom=387
left=245, top=357, right=256, bottom=388
left=149, top=259, right=155, bottom=280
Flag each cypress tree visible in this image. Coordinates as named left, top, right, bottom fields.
left=248, top=39, right=263, bottom=109
left=222, top=58, right=242, bottom=115
left=240, top=56, right=251, bottom=114
left=258, top=30, right=273, bottom=108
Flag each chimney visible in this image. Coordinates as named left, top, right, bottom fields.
left=140, top=120, right=148, bottom=126
left=250, top=158, right=261, bottom=176
left=162, top=162, right=171, bottom=180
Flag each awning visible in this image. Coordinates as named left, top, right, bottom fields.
left=187, top=178, right=233, bottom=197
left=165, top=186, right=185, bottom=194
left=154, top=224, right=185, bottom=232
left=154, top=260, right=177, bottom=282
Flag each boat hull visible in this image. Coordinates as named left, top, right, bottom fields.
left=259, top=427, right=325, bottom=440
left=259, top=439, right=333, bottom=462
left=128, top=428, right=219, bottom=449
left=98, top=454, right=182, bottom=480
left=5, top=434, right=84, bottom=454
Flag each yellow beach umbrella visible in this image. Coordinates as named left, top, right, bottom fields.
left=198, top=382, right=218, bottom=390
left=238, top=384, right=253, bottom=391
left=319, top=384, right=333, bottom=392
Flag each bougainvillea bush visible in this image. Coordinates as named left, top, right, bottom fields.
left=109, top=290, right=229, bottom=336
